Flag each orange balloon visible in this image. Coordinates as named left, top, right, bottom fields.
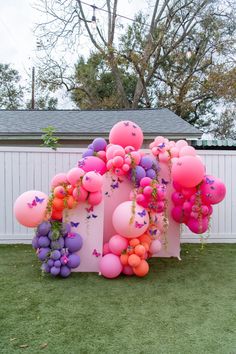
left=120, top=253, right=129, bottom=266
left=134, top=244, right=146, bottom=257
left=52, top=197, right=64, bottom=211
left=54, top=186, right=66, bottom=199
left=51, top=209, right=63, bottom=220
left=66, top=195, right=76, bottom=209
left=128, top=254, right=141, bottom=268
left=129, top=238, right=140, bottom=247
left=139, top=233, right=152, bottom=246
left=133, top=260, right=149, bottom=277
left=66, top=185, right=74, bottom=195
left=141, top=242, right=150, bottom=252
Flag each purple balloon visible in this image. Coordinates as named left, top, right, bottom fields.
left=60, top=266, right=71, bottom=278
left=50, top=250, right=61, bottom=260
left=37, top=221, right=51, bottom=236
left=32, top=236, right=39, bottom=249
left=146, top=168, right=157, bottom=179
left=61, top=223, right=71, bottom=236
left=51, top=237, right=64, bottom=250
left=88, top=143, right=94, bottom=149
left=41, top=263, right=50, bottom=273
left=50, top=266, right=60, bottom=276
left=92, top=138, right=107, bottom=152
left=38, top=247, right=50, bottom=261
left=65, top=233, right=83, bottom=252
left=82, top=149, right=94, bottom=158
left=140, top=156, right=153, bottom=170
left=67, top=254, right=81, bottom=268
left=54, top=260, right=62, bottom=268
left=38, top=236, right=50, bottom=248
left=47, top=259, right=54, bottom=267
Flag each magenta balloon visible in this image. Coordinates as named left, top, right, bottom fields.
left=112, top=201, right=149, bottom=238
left=99, top=253, right=122, bottom=278
left=109, top=121, right=143, bottom=150
left=78, top=156, right=107, bottom=175
left=200, top=175, right=226, bottom=205
left=171, top=192, right=185, bottom=206
left=122, top=265, right=134, bottom=275
left=171, top=206, right=185, bottom=223
left=14, top=190, right=48, bottom=228
left=171, top=156, right=205, bottom=188
left=187, top=217, right=209, bottom=234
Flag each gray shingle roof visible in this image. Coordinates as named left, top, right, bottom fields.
left=0, top=108, right=201, bottom=138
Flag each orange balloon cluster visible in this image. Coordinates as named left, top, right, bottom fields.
left=120, top=234, right=152, bottom=277
left=51, top=185, right=77, bottom=221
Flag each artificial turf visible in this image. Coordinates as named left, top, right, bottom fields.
left=0, top=244, right=235, bottom=354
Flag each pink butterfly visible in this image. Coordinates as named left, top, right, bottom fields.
left=27, top=199, right=37, bottom=208
left=86, top=206, right=94, bottom=213
left=135, top=221, right=145, bottom=229
left=92, top=249, right=101, bottom=257
left=67, top=232, right=76, bottom=238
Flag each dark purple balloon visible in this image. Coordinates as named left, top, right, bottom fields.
left=41, top=263, right=50, bottom=273
left=54, top=260, right=62, bottom=268
left=51, top=237, right=64, bottom=250
left=50, top=266, right=60, bottom=276
left=61, top=223, right=71, bottom=236
left=67, top=254, right=81, bottom=268
left=38, top=247, right=50, bottom=261
left=140, top=156, right=153, bottom=170
left=32, top=236, right=39, bottom=249
left=38, top=236, right=50, bottom=248
left=50, top=250, right=61, bottom=260
left=60, top=265, right=71, bottom=278
left=82, top=149, right=94, bottom=158
left=65, top=233, right=83, bottom=252
left=92, top=138, right=107, bottom=152
left=47, top=259, right=54, bottom=267
left=37, top=221, right=51, bottom=236
left=146, top=168, right=157, bottom=179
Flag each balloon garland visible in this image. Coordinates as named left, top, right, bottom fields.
left=14, top=120, right=226, bottom=279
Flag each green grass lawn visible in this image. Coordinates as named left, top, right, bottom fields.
left=0, top=244, right=235, bottom=354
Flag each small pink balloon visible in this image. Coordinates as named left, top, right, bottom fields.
left=187, top=217, right=209, bottom=234
left=14, top=190, right=48, bottom=228
left=78, top=156, right=107, bottom=175
left=122, top=265, right=134, bottom=275
left=108, top=235, right=129, bottom=256
left=182, top=201, right=192, bottom=215
left=143, top=186, right=153, bottom=197
left=175, top=140, right=188, bottom=150
left=106, top=144, right=125, bottom=160
left=159, top=151, right=170, bottom=163
left=181, top=187, right=197, bottom=199
left=67, top=167, right=85, bottom=186
left=149, top=239, right=162, bottom=254
left=171, top=192, right=185, bottom=206
left=113, top=156, right=124, bottom=168
left=179, top=146, right=196, bottom=157
left=72, top=186, right=88, bottom=202
left=51, top=173, right=68, bottom=188
left=122, top=164, right=130, bottom=172
left=103, top=242, right=110, bottom=255
left=170, top=147, right=179, bottom=158
left=99, top=253, right=122, bottom=278
left=171, top=206, right=185, bottom=223
left=109, top=121, right=143, bottom=150
left=171, top=156, right=205, bottom=188
left=82, top=171, right=103, bottom=192
left=130, top=151, right=141, bottom=165
left=140, top=177, right=152, bottom=187
left=87, top=190, right=103, bottom=205
left=200, top=175, right=226, bottom=205
left=125, top=146, right=135, bottom=153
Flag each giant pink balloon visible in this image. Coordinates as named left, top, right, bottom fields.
left=99, top=253, right=122, bottom=278
left=109, top=121, right=143, bottom=150
left=14, top=190, right=48, bottom=228
left=200, top=175, right=226, bottom=205
left=78, top=156, right=107, bottom=175
left=171, top=156, right=205, bottom=188
left=112, top=201, right=149, bottom=238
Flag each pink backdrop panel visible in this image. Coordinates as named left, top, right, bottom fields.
left=64, top=201, right=104, bottom=272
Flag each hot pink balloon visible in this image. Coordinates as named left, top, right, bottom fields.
left=67, top=167, right=85, bottom=186
left=171, top=156, right=205, bottom=188
left=181, top=187, right=197, bottom=199
left=14, top=190, right=48, bottom=228
left=112, top=201, right=149, bottom=238
left=51, top=173, right=68, bottom=189
left=171, top=206, right=185, bottom=223
left=187, top=217, right=209, bottom=234
left=78, top=156, right=107, bottom=175
left=87, top=190, right=103, bottom=206
left=109, top=121, right=143, bottom=150
left=108, top=235, right=129, bottom=256
left=82, top=171, right=103, bottom=192
left=171, top=192, right=185, bottom=206
left=99, top=253, right=122, bottom=278
left=200, top=175, right=226, bottom=205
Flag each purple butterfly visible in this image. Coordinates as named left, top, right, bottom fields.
left=158, top=143, right=165, bottom=149
left=70, top=221, right=80, bottom=227
left=149, top=229, right=157, bottom=236
left=92, top=214, right=97, bottom=218
left=111, top=181, right=119, bottom=189
left=206, top=177, right=214, bottom=185
left=78, top=159, right=86, bottom=168
left=92, top=249, right=101, bottom=257
left=105, top=192, right=111, bottom=197
left=135, top=221, right=145, bottom=229
left=161, top=178, right=169, bottom=185
left=210, top=186, right=215, bottom=190
left=124, top=122, right=129, bottom=126
left=35, top=196, right=44, bottom=203
left=138, top=209, right=146, bottom=217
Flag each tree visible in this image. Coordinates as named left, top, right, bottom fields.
left=0, top=64, right=24, bottom=109
left=211, top=107, right=236, bottom=140
left=35, top=0, right=236, bottom=126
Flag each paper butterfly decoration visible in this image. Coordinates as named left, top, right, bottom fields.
left=161, top=178, right=169, bottom=185
left=149, top=229, right=158, bottom=236
left=92, top=249, right=101, bottom=257
left=206, top=177, right=214, bottom=185
left=138, top=209, right=146, bottom=217
left=27, top=196, right=44, bottom=208
left=85, top=206, right=94, bottom=213
left=87, top=214, right=98, bottom=220
left=135, top=221, right=146, bottom=229
left=111, top=181, right=119, bottom=189
left=70, top=221, right=80, bottom=228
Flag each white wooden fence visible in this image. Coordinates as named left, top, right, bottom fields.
left=0, top=147, right=235, bottom=244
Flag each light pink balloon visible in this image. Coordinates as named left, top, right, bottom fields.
left=78, top=156, right=107, bottom=175
left=109, top=121, right=143, bottom=150
left=87, top=191, right=103, bottom=206
left=170, top=147, right=179, bottom=158
left=99, top=253, right=122, bottom=278
left=112, top=201, right=149, bottom=238
left=200, top=175, right=226, bottom=205
left=103, top=242, right=110, bottom=255
left=175, top=140, right=188, bottom=150
left=179, top=146, right=196, bottom=157
left=187, top=217, right=209, bottom=234
left=159, top=151, right=170, bottom=163
left=82, top=171, right=103, bottom=192
left=51, top=173, right=68, bottom=189
left=108, top=235, right=129, bottom=256
left=171, top=156, right=205, bottom=188
left=14, top=190, right=48, bottom=228
left=149, top=239, right=162, bottom=254
left=67, top=167, right=85, bottom=186
left=72, top=186, right=88, bottom=202
left=106, top=145, right=125, bottom=160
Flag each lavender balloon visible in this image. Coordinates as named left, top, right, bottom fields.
left=82, top=149, right=94, bottom=158
left=60, top=265, right=71, bottom=278
left=140, top=156, right=153, bottom=170
left=50, top=266, right=60, bottom=276
left=50, top=250, right=61, bottom=260
left=51, top=237, right=64, bottom=250
left=61, top=223, right=71, bottom=236
left=41, top=263, right=50, bottom=273
left=65, top=233, right=83, bottom=252
left=38, top=247, right=50, bottom=261
left=92, top=138, right=107, bottom=152
left=54, top=260, right=62, bottom=268
left=146, top=168, right=157, bottom=179
left=38, top=236, right=50, bottom=248
left=47, top=259, right=54, bottom=267
left=130, top=165, right=146, bottom=186
left=37, top=221, right=51, bottom=236
left=67, top=254, right=81, bottom=269
left=32, top=236, right=39, bottom=249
